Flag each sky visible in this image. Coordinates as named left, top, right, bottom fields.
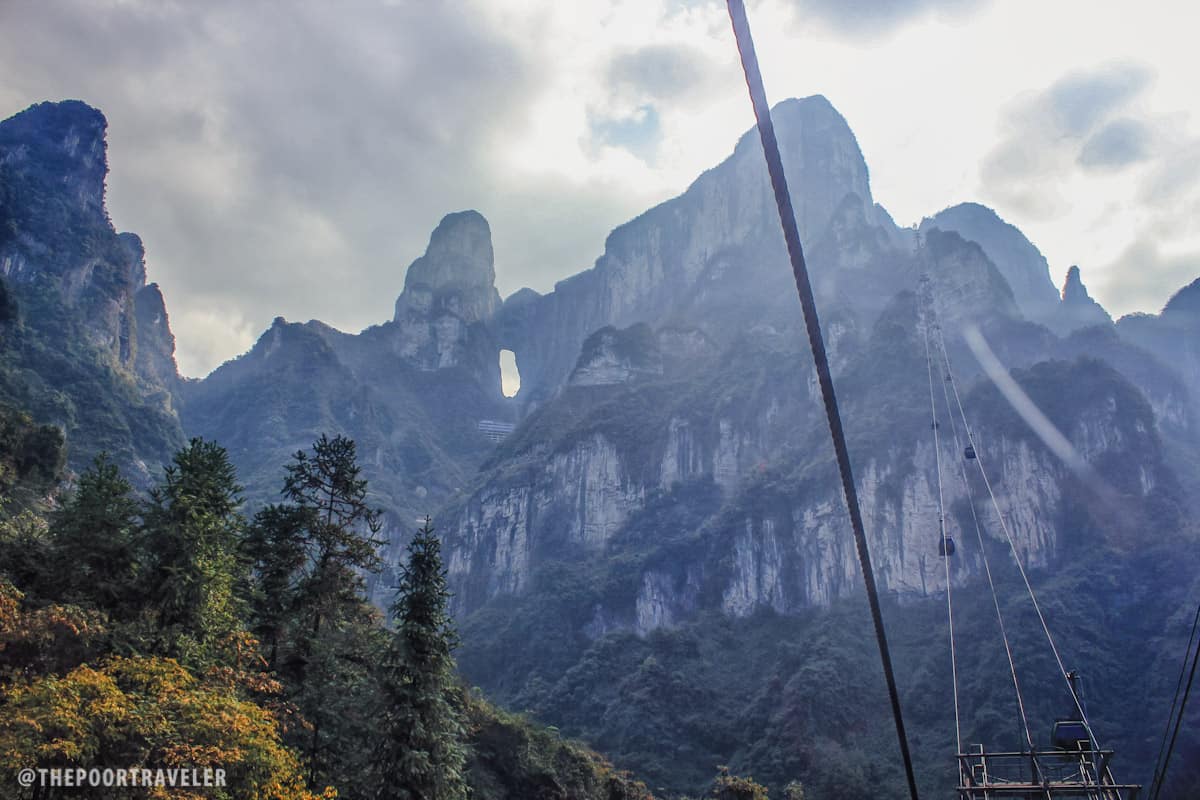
left=1, top=0, right=1198, bottom=377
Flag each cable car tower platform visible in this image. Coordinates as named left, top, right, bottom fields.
left=956, top=743, right=1140, bottom=799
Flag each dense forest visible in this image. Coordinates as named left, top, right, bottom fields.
left=0, top=418, right=662, bottom=799
left=4, top=409, right=1194, bottom=799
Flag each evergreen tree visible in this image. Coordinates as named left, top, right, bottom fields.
left=249, top=433, right=386, bottom=792
left=375, top=517, right=468, bottom=800
left=50, top=453, right=140, bottom=615
left=142, top=438, right=246, bottom=662
left=243, top=502, right=309, bottom=666
left=282, top=433, right=383, bottom=640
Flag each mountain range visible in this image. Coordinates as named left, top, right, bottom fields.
left=2, top=95, right=1198, bottom=798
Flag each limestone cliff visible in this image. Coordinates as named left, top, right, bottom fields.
left=496, top=96, right=898, bottom=411
left=182, top=211, right=513, bottom=605
left=922, top=203, right=1059, bottom=320
left=444, top=304, right=1173, bottom=633
left=0, top=100, right=183, bottom=479
left=393, top=210, right=502, bottom=372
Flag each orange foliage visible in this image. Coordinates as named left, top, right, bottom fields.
left=0, top=648, right=331, bottom=799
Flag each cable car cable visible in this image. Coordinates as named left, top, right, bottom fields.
left=920, top=287, right=962, bottom=762
left=725, top=3, right=919, bottom=797
left=1149, top=600, right=1200, bottom=800
left=1149, top=601, right=1199, bottom=795
left=930, top=307, right=1038, bottom=761
left=935, top=323, right=1099, bottom=751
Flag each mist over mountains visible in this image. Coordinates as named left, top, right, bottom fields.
left=2, top=95, right=1198, bottom=797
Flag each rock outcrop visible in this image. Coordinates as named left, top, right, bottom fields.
left=393, top=210, right=502, bottom=371
left=923, top=203, right=1059, bottom=320
left=0, top=100, right=184, bottom=479
left=567, top=324, right=663, bottom=387
left=1055, top=265, right=1113, bottom=333
left=496, top=95, right=896, bottom=411
left=182, top=211, right=514, bottom=605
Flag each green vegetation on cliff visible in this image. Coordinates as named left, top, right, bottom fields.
left=0, top=432, right=654, bottom=799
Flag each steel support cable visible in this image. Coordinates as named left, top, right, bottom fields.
left=1149, top=602, right=1200, bottom=797
left=1149, top=600, right=1200, bottom=800
left=724, top=3, right=919, bottom=798
left=929, top=311, right=1038, bottom=762
left=920, top=292, right=963, bottom=763
left=934, top=323, right=1099, bottom=747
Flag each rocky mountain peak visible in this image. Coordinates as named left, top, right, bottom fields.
left=728, top=95, right=874, bottom=241
left=922, top=202, right=1058, bottom=319
left=0, top=100, right=108, bottom=215
left=1162, top=276, right=1200, bottom=318
left=1056, top=265, right=1112, bottom=333
left=396, top=210, right=498, bottom=322
left=1062, top=265, right=1087, bottom=302
left=920, top=227, right=1018, bottom=324
left=390, top=211, right=502, bottom=373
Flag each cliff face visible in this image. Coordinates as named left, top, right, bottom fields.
left=1117, top=277, right=1200, bottom=422
left=444, top=312, right=1170, bottom=633
left=922, top=202, right=1059, bottom=320
left=0, top=101, right=183, bottom=480
left=496, top=96, right=896, bottom=411
left=181, top=211, right=514, bottom=604
left=393, top=210, right=502, bottom=373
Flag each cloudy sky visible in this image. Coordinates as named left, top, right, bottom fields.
left=2, top=0, right=1198, bottom=377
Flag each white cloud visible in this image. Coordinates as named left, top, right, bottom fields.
left=172, top=307, right=257, bottom=379
left=2, top=0, right=1200, bottom=376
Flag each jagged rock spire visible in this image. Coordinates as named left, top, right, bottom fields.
left=394, top=210, right=500, bottom=325
left=1056, top=265, right=1112, bottom=332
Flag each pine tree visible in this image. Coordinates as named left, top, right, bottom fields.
left=282, top=433, right=383, bottom=640
left=375, top=517, right=468, bottom=800
left=243, top=502, right=309, bottom=666
left=50, top=453, right=140, bottom=615
left=250, top=433, right=386, bottom=793
left=142, top=438, right=246, bottom=662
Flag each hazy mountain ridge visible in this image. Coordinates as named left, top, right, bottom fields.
left=4, top=95, right=1200, bottom=797
left=178, top=215, right=513, bottom=597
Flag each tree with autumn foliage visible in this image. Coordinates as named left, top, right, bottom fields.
left=0, top=577, right=333, bottom=800
left=710, top=766, right=770, bottom=800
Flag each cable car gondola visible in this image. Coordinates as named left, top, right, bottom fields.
left=1052, top=719, right=1090, bottom=751
left=964, top=444, right=976, bottom=460
left=938, top=536, right=955, bottom=557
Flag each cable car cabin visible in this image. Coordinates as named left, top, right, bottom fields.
left=939, top=536, right=955, bottom=557
left=964, top=444, right=976, bottom=459
left=1052, top=719, right=1090, bottom=750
